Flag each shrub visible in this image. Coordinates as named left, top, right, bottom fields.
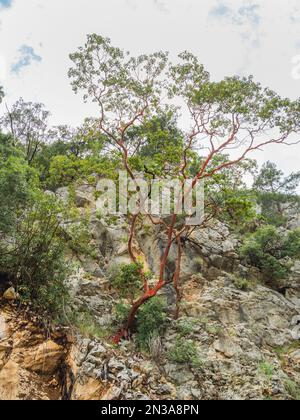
left=110, top=263, right=143, bottom=302
left=114, top=301, right=131, bottom=326
left=0, top=191, right=71, bottom=320
left=176, top=317, right=198, bottom=337
left=230, top=274, right=252, bottom=291
left=136, top=297, right=167, bottom=351
left=240, top=226, right=300, bottom=283
left=168, top=338, right=202, bottom=368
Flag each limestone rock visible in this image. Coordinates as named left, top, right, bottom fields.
left=20, top=340, right=64, bottom=375
left=3, top=287, right=18, bottom=302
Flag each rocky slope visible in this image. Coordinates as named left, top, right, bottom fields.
left=0, top=185, right=300, bottom=400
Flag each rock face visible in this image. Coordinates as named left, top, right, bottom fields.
left=1, top=184, right=300, bottom=400
left=0, top=307, right=66, bottom=400
left=60, top=275, right=299, bottom=401
left=1, top=271, right=300, bottom=400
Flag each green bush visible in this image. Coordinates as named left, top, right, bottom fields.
left=168, top=338, right=202, bottom=368
left=0, top=191, right=70, bottom=319
left=0, top=134, right=72, bottom=319
left=110, top=263, right=143, bottom=302
left=229, top=274, right=252, bottom=291
left=240, top=226, right=300, bottom=282
left=114, top=301, right=131, bottom=326
left=136, top=297, right=167, bottom=351
left=176, top=317, right=198, bottom=337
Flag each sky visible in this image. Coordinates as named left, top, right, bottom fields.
left=0, top=0, right=300, bottom=174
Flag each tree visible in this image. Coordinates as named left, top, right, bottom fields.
left=69, top=34, right=300, bottom=342
left=240, top=225, right=300, bottom=285
left=253, top=161, right=300, bottom=225
left=0, top=98, right=50, bottom=164
left=34, top=120, right=118, bottom=188
left=0, top=132, right=36, bottom=235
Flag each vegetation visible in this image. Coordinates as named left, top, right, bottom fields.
left=240, top=225, right=300, bottom=284
left=136, top=297, right=167, bottom=350
left=71, top=309, right=112, bottom=340
left=285, top=379, right=300, bottom=400
left=0, top=130, right=92, bottom=320
left=110, top=263, right=144, bottom=302
left=253, top=161, right=300, bottom=226
left=67, top=34, right=300, bottom=342
left=229, top=274, right=253, bottom=291
left=0, top=35, right=300, bottom=343
left=168, top=338, right=202, bottom=368
left=259, top=362, right=275, bottom=378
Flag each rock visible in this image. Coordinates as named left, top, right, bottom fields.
left=0, top=360, right=20, bottom=400
left=290, top=350, right=300, bottom=364
left=56, top=185, right=95, bottom=208
left=72, top=377, right=107, bottom=400
left=20, top=340, right=64, bottom=375
left=3, top=287, right=18, bottom=302
left=0, top=314, right=6, bottom=340
left=214, top=336, right=241, bottom=358
left=164, top=364, right=194, bottom=385
left=0, top=310, right=63, bottom=400
left=89, top=344, right=107, bottom=358
left=291, top=325, right=300, bottom=340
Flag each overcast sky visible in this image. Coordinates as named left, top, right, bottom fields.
left=0, top=0, right=300, bottom=174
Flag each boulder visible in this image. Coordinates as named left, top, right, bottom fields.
left=3, top=287, right=18, bottom=302
left=19, top=340, right=64, bottom=375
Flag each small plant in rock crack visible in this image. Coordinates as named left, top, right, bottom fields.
left=259, top=361, right=275, bottom=378
left=168, top=338, right=202, bottom=368
left=70, top=309, right=112, bottom=340
left=176, top=317, right=198, bottom=337
left=229, top=274, right=252, bottom=291
left=285, top=379, right=300, bottom=400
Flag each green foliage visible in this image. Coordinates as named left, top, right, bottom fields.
left=259, top=362, right=274, bottom=378
left=47, top=154, right=117, bottom=189
left=110, top=263, right=143, bottom=301
left=0, top=86, right=4, bottom=103
left=71, top=309, right=111, bottom=340
left=285, top=379, right=300, bottom=400
left=114, top=301, right=131, bottom=326
left=282, top=229, right=300, bottom=258
left=253, top=161, right=300, bottom=226
left=176, top=317, right=198, bottom=337
left=240, top=226, right=300, bottom=283
left=0, top=99, right=50, bottom=164
left=229, top=274, right=252, bottom=291
left=0, top=134, right=37, bottom=234
left=0, top=190, right=70, bottom=319
left=203, top=155, right=257, bottom=228
left=128, top=112, right=185, bottom=177
left=136, top=297, right=167, bottom=350
left=168, top=338, right=202, bottom=368
left=0, top=134, right=76, bottom=319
